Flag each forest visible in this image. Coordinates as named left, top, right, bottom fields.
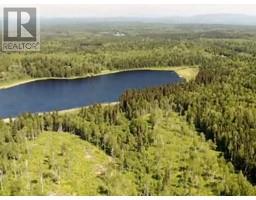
left=0, top=22, right=256, bottom=195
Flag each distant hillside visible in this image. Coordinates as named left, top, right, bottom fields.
left=0, top=14, right=256, bottom=31
left=164, top=14, right=256, bottom=25
left=37, top=14, right=256, bottom=26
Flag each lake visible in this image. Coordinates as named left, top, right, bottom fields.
left=0, top=70, right=181, bottom=118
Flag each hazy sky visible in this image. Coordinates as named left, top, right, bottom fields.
left=39, top=5, right=256, bottom=17
left=1, top=5, right=256, bottom=18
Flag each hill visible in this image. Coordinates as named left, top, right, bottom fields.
left=0, top=109, right=254, bottom=195
left=0, top=131, right=112, bottom=195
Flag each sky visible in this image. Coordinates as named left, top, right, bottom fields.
left=36, top=5, right=256, bottom=18
left=1, top=5, right=256, bottom=18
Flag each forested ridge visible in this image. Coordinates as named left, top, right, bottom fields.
left=1, top=23, right=254, bottom=85
left=0, top=105, right=255, bottom=195
left=120, top=60, right=256, bottom=182
left=0, top=23, right=256, bottom=195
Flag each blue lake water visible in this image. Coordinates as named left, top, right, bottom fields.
left=0, top=70, right=181, bottom=118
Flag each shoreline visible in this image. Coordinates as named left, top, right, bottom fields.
left=2, top=102, right=119, bottom=123
left=1, top=66, right=199, bottom=122
left=0, top=66, right=198, bottom=90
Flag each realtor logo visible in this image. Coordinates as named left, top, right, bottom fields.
left=2, top=7, right=40, bottom=51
